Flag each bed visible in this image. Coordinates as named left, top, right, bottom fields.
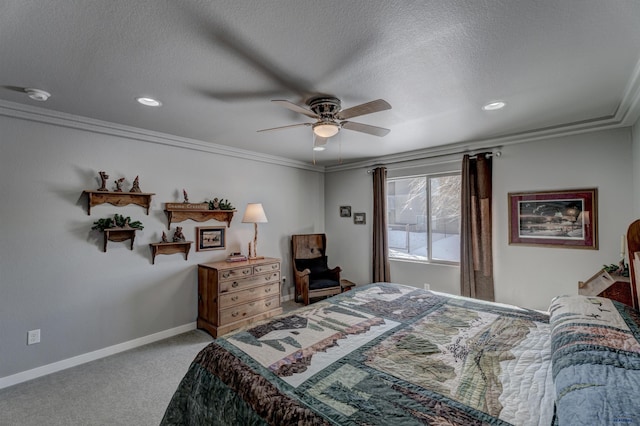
left=160, top=283, right=640, bottom=425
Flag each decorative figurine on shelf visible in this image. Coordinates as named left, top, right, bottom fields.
left=173, top=227, right=186, bottom=242
left=129, top=176, right=141, bottom=193
left=97, top=171, right=109, bottom=191
left=183, top=189, right=189, bottom=203
left=210, top=198, right=220, bottom=210
left=161, top=232, right=168, bottom=243
left=114, top=177, right=125, bottom=192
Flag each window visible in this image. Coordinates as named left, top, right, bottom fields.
left=387, top=173, right=461, bottom=263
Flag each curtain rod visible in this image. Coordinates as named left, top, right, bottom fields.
left=366, top=149, right=502, bottom=174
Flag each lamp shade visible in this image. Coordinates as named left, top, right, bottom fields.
left=242, top=203, right=268, bottom=223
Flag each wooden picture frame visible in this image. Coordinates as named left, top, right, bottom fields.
left=196, top=226, right=226, bottom=251
left=339, top=205, right=352, bottom=217
left=508, top=188, right=597, bottom=249
left=354, top=212, right=366, bottom=225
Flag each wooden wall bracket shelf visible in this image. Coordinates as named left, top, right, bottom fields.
left=83, top=191, right=155, bottom=215
left=163, top=205, right=235, bottom=229
left=102, top=228, right=137, bottom=252
left=149, top=241, right=193, bottom=264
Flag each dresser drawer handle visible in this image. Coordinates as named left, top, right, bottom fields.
left=265, top=301, right=272, bottom=307
left=231, top=311, right=239, bottom=317
left=223, top=272, right=230, bottom=278
left=243, top=269, right=250, bottom=275
left=232, top=282, right=239, bottom=288
left=272, top=264, right=278, bottom=270
left=264, top=288, right=271, bottom=293
left=249, top=302, right=255, bottom=307
left=231, top=295, right=238, bottom=301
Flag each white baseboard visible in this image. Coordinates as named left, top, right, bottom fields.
left=0, top=322, right=197, bottom=390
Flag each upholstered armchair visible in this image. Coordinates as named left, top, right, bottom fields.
left=291, top=234, right=342, bottom=305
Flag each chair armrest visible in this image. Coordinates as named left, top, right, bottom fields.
left=327, top=266, right=341, bottom=281
left=295, top=268, right=311, bottom=278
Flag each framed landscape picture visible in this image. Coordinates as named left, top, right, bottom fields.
left=508, top=188, right=597, bottom=249
left=196, top=226, right=226, bottom=251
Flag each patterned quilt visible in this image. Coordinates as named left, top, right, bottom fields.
left=161, top=283, right=556, bottom=425
left=549, top=295, right=640, bottom=425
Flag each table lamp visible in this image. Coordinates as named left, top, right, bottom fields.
left=242, top=203, right=268, bottom=259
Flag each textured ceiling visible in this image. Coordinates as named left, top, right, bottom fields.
left=2, top=0, right=640, bottom=166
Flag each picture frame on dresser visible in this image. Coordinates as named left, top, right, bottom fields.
left=196, top=226, right=226, bottom=251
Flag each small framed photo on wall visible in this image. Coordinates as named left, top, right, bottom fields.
left=196, top=226, right=226, bottom=251
left=340, top=206, right=352, bottom=217
left=354, top=212, right=366, bottom=224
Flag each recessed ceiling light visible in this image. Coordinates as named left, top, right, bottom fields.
left=482, top=101, right=506, bottom=111
left=136, top=97, right=162, bottom=107
left=25, top=88, right=51, bottom=102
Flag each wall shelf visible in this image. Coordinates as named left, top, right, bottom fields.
left=102, top=228, right=137, bottom=252
left=83, top=191, right=155, bottom=215
left=163, top=204, right=235, bottom=229
left=149, top=241, right=193, bottom=264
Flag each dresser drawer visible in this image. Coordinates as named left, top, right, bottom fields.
left=219, top=282, right=280, bottom=308
left=218, top=271, right=280, bottom=293
left=219, top=295, right=280, bottom=325
left=253, top=261, right=280, bottom=274
left=218, top=266, right=253, bottom=281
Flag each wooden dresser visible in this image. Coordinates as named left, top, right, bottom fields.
left=197, top=257, right=282, bottom=337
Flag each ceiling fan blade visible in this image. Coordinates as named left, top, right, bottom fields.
left=341, top=121, right=391, bottom=137
left=271, top=100, right=318, bottom=119
left=336, top=99, right=392, bottom=120
left=257, top=123, right=312, bottom=133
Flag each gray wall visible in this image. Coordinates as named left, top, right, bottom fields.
left=325, top=127, right=634, bottom=310
left=0, top=113, right=324, bottom=379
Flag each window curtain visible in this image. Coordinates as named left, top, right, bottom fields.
left=460, top=154, right=494, bottom=301
left=372, top=167, right=391, bottom=282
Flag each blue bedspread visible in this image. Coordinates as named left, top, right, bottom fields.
left=549, top=295, right=640, bottom=425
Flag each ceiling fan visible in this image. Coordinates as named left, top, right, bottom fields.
left=257, top=96, right=392, bottom=149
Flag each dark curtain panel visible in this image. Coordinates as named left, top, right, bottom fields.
left=372, top=167, right=391, bottom=282
left=460, top=154, right=494, bottom=301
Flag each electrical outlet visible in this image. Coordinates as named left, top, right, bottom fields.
left=423, top=283, right=431, bottom=290
left=27, top=329, right=40, bottom=345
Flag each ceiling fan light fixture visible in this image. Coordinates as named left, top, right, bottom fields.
left=313, top=122, right=339, bottom=138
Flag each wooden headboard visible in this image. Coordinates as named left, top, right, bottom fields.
left=627, top=220, right=640, bottom=308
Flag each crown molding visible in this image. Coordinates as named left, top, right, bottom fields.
left=327, top=57, right=640, bottom=173
left=0, top=100, right=325, bottom=173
